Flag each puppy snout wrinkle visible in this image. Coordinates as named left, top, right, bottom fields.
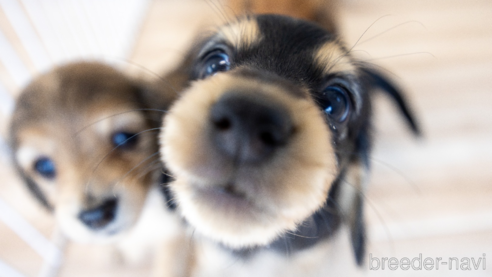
left=78, top=198, right=118, bottom=230
left=210, top=92, right=293, bottom=164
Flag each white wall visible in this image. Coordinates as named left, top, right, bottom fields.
left=0, top=0, right=152, bottom=112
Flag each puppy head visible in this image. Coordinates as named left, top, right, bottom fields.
left=161, top=15, right=371, bottom=249
left=10, top=62, right=163, bottom=242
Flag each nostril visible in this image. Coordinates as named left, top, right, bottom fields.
left=259, top=131, right=276, bottom=146
left=79, top=198, right=118, bottom=230
left=213, top=117, right=232, bottom=131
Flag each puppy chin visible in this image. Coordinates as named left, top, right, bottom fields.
left=172, top=178, right=281, bottom=248
left=173, top=166, right=333, bottom=249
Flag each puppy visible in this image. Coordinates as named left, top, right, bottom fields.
left=9, top=61, right=189, bottom=275
left=159, top=14, right=419, bottom=276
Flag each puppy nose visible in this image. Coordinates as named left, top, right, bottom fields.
left=210, top=92, right=293, bottom=163
left=78, top=198, right=118, bottom=230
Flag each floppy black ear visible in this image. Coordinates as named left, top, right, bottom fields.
left=350, top=191, right=366, bottom=266
left=336, top=161, right=367, bottom=266
left=337, top=120, right=372, bottom=266
left=360, top=67, right=421, bottom=136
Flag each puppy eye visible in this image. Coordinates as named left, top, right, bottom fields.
left=319, top=85, right=351, bottom=122
left=34, top=157, right=56, bottom=179
left=111, top=132, right=139, bottom=149
left=199, top=51, right=231, bottom=79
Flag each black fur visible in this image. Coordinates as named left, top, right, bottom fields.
left=270, top=171, right=343, bottom=253
left=361, top=67, right=421, bottom=136
left=230, top=174, right=343, bottom=259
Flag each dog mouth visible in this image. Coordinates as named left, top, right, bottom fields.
left=195, top=182, right=259, bottom=213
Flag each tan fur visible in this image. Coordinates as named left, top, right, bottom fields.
left=314, top=41, right=356, bottom=75
left=161, top=70, right=337, bottom=248
left=218, top=18, right=261, bottom=50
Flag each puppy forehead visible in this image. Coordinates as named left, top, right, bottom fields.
left=213, top=15, right=350, bottom=83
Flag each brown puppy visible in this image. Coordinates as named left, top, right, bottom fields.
left=9, top=61, right=174, bottom=243
left=9, top=61, right=195, bottom=276
left=159, top=14, right=419, bottom=275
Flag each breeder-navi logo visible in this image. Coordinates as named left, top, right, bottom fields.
left=369, top=254, right=486, bottom=271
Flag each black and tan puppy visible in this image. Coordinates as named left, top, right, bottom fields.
left=9, top=61, right=178, bottom=244
left=160, top=14, right=419, bottom=275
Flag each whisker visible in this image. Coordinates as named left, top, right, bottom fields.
left=337, top=175, right=396, bottom=256
left=74, top=109, right=167, bottom=136
left=204, top=0, right=233, bottom=25
left=354, top=60, right=400, bottom=79
left=112, top=152, right=161, bottom=191
left=322, top=15, right=394, bottom=75
left=160, top=169, right=177, bottom=180
left=333, top=149, right=421, bottom=195
left=88, top=127, right=162, bottom=181
left=133, top=161, right=162, bottom=181
left=283, top=230, right=319, bottom=239
left=162, top=195, right=178, bottom=208
left=362, top=51, right=436, bottom=62
left=220, top=0, right=242, bottom=22
left=358, top=20, right=427, bottom=46
left=347, top=14, right=392, bottom=54
left=112, top=58, right=181, bottom=96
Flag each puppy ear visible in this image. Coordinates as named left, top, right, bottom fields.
left=336, top=121, right=372, bottom=266
left=338, top=159, right=368, bottom=266
left=360, top=66, right=421, bottom=136
left=350, top=191, right=366, bottom=266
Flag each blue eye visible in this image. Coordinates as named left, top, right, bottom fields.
left=199, top=51, right=231, bottom=79
left=111, top=132, right=138, bottom=149
left=34, top=157, right=56, bottom=179
left=319, top=85, right=351, bottom=122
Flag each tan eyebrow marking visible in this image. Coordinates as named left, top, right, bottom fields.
left=217, top=17, right=262, bottom=50
left=314, top=41, right=357, bottom=75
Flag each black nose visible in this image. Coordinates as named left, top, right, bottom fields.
left=78, top=198, right=118, bottom=230
left=210, top=92, right=293, bottom=164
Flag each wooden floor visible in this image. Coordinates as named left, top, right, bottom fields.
left=1, top=0, right=491, bottom=276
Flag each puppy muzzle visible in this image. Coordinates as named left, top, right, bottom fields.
left=78, top=197, right=118, bottom=230
left=162, top=71, right=336, bottom=248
